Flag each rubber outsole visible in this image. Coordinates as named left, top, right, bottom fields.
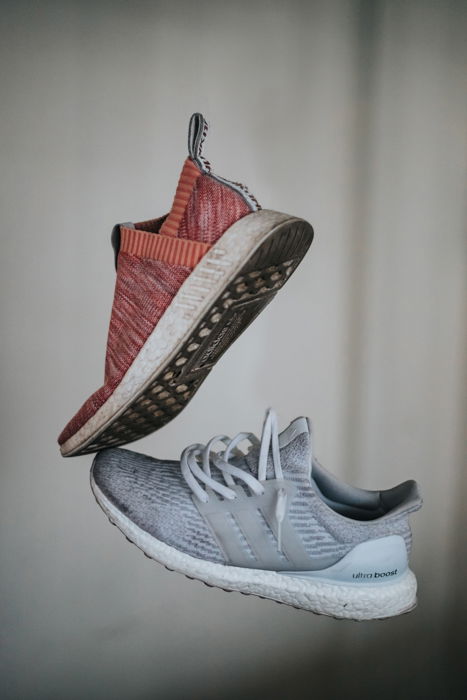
left=90, top=472, right=418, bottom=621
left=61, top=211, right=313, bottom=456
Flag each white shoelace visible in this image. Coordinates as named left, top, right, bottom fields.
left=181, top=409, right=288, bottom=551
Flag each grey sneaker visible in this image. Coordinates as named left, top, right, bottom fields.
left=90, top=409, right=422, bottom=620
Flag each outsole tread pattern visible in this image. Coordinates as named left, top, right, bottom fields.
left=76, top=221, right=313, bottom=454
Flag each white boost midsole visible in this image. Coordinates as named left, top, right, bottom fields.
left=91, top=476, right=417, bottom=620
left=61, top=210, right=294, bottom=455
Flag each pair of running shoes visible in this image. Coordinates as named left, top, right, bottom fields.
left=59, top=114, right=422, bottom=621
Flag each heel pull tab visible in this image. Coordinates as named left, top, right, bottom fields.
left=188, top=113, right=211, bottom=172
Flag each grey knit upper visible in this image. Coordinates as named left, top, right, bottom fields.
left=92, top=417, right=421, bottom=571
left=93, top=450, right=226, bottom=563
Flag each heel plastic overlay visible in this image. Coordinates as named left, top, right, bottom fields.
left=280, top=535, right=409, bottom=584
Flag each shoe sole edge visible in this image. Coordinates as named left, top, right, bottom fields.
left=61, top=210, right=313, bottom=456
left=90, top=471, right=418, bottom=621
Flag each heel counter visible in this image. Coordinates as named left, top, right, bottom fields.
left=209, top=171, right=260, bottom=212
left=283, top=536, right=410, bottom=584
left=383, top=480, right=422, bottom=557
left=160, top=113, right=259, bottom=243
left=177, top=173, right=254, bottom=244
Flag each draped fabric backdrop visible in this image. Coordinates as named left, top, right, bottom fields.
left=1, top=1, right=466, bottom=698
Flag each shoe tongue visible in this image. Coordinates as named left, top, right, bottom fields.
left=244, top=417, right=312, bottom=481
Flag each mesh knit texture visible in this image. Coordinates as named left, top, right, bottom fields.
left=93, top=449, right=226, bottom=563
left=92, top=431, right=414, bottom=568
left=160, top=158, right=253, bottom=244
left=177, top=174, right=252, bottom=244
left=59, top=156, right=256, bottom=446
left=245, top=436, right=413, bottom=556
left=58, top=254, right=191, bottom=445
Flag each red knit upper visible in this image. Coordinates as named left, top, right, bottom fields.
left=178, top=174, right=251, bottom=244
left=58, top=158, right=256, bottom=446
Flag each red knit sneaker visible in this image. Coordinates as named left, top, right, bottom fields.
left=59, top=114, right=314, bottom=456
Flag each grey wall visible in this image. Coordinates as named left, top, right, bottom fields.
left=1, top=1, right=466, bottom=698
